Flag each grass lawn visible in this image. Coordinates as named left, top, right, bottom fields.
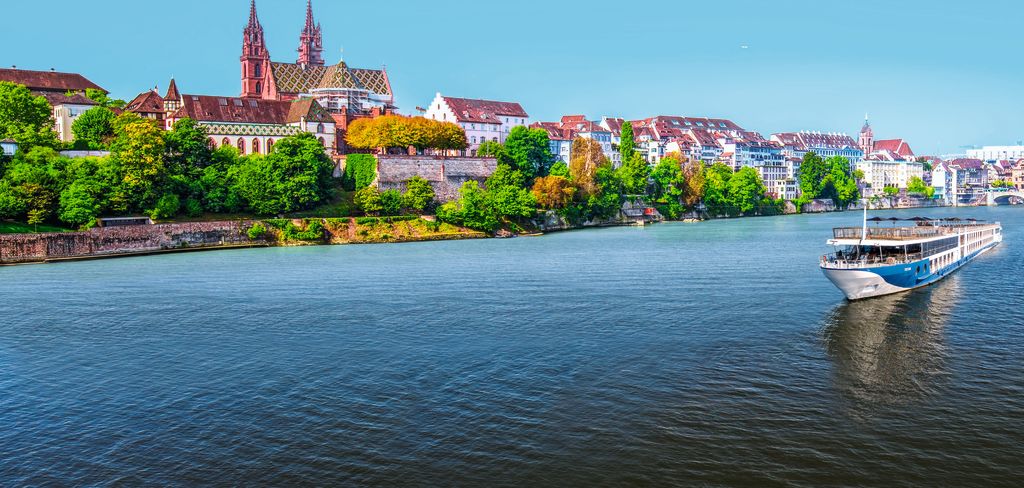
left=0, top=220, right=73, bottom=234
left=286, top=190, right=358, bottom=218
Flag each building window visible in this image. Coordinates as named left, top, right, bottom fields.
left=252, top=139, right=260, bottom=154
left=237, top=138, right=246, bottom=155
left=472, top=136, right=477, bottom=144
left=208, top=137, right=216, bottom=149
left=256, top=81, right=262, bottom=94
left=222, top=137, right=231, bottom=147
left=255, top=63, right=261, bottom=78
left=316, top=123, right=325, bottom=133
left=267, top=139, right=274, bottom=152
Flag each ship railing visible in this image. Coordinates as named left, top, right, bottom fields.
left=821, top=252, right=925, bottom=269
left=832, top=223, right=996, bottom=241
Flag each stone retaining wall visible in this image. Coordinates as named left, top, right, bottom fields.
left=0, top=221, right=257, bottom=264
left=376, top=156, right=498, bottom=202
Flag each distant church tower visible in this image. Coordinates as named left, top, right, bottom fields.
left=859, top=115, right=874, bottom=155
left=241, top=0, right=270, bottom=99
left=297, top=0, right=324, bottom=67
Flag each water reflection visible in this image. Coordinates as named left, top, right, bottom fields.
left=821, top=278, right=961, bottom=408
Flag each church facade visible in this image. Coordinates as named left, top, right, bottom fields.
left=240, top=0, right=396, bottom=140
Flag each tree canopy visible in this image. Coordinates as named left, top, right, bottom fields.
left=346, top=115, right=467, bottom=152
left=0, top=81, right=59, bottom=149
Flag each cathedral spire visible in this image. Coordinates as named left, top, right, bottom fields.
left=248, top=0, right=260, bottom=29
left=297, top=0, right=324, bottom=67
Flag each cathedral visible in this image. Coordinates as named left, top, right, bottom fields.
left=240, top=0, right=396, bottom=124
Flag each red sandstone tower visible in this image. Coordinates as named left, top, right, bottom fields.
left=240, top=0, right=270, bottom=99
left=296, top=0, right=324, bottom=67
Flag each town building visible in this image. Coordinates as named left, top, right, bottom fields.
left=530, top=122, right=573, bottom=164
left=857, top=157, right=925, bottom=196
left=944, top=158, right=989, bottom=205
left=162, top=81, right=336, bottom=156
left=1012, top=160, right=1024, bottom=191
left=0, top=67, right=107, bottom=142
left=124, top=82, right=173, bottom=128
left=422, top=93, right=529, bottom=156
left=632, top=115, right=745, bottom=163
left=966, top=145, right=1024, bottom=161
left=770, top=131, right=864, bottom=165
left=531, top=116, right=617, bottom=166
left=716, top=132, right=788, bottom=198
left=931, top=161, right=955, bottom=205
left=238, top=0, right=396, bottom=151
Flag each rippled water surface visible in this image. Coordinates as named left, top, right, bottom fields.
left=2, top=208, right=1023, bottom=486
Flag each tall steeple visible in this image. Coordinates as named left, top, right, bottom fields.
left=297, top=0, right=324, bottom=67
left=859, top=114, right=874, bottom=155
left=241, top=0, right=270, bottom=98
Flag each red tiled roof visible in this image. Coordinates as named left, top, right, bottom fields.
left=0, top=68, right=104, bottom=93
left=636, top=115, right=744, bottom=140
left=947, top=158, right=985, bottom=169
left=873, top=138, right=914, bottom=158
left=530, top=122, right=573, bottom=141
left=172, top=95, right=332, bottom=125
left=443, top=96, right=528, bottom=123
left=125, top=90, right=165, bottom=114
left=601, top=117, right=624, bottom=135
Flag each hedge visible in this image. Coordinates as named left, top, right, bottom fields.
left=343, top=154, right=377, bottom=191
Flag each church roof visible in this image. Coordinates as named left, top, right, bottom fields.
left=0, top=68, right=105, bottom=94
left=172, top=95, right=332, bottom=125
left=269, top=61, right=392, bottom=96
left=125, top=90, right=165, bottom=114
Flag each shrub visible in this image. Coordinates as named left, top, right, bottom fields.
left=380, top=189, right=402, bottom=216
left=354, top=187, right=383, bottom=214
left=184, top=197, right=203, bottom=217
left=149, top=193, right=180, bottom=220
left=247, top=222, right=267, bottom=240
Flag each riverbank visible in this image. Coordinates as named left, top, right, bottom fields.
left=0, top=217, right=487, bottom=265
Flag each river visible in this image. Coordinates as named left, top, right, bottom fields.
left=2, top=207, right=1022, bottom=486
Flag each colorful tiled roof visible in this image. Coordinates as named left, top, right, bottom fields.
left=270, top=61, right=392, bottom=97
left=0, top=68, right=105, bottom=93
left=444, top=96, right=528, bottom=123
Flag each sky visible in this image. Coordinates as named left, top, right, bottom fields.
left=2, top=0, right=1021, bottom=155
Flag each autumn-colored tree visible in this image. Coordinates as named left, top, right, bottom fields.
left=569, top=137, right=607, bottom=197
left=531, top=175, right=576, bottom=209
left=346, top=115, right=467, bottom=152
left=677, top=154, right=706, bottom=206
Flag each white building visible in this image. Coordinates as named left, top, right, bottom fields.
left=856, top=157, right=925, bottom=196
left=770, top=131, right=864, bottom=167
left=0, top=68, right=109, bottom=143
left=422, top=93, right=529, bottom=156
left=718, top=132, right=788, bottom=199
left=966, top=145, right=1024, bottom=162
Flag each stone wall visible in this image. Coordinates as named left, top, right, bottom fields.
left=0, top=221, right=257, bottom=264
left=376, top=156, right=498, bottom=202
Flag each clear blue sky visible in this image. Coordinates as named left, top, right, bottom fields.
left=2, top=0, right=1021, bottom=155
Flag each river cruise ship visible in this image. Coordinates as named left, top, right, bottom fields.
left=821, top=216, right=1002, bottom=300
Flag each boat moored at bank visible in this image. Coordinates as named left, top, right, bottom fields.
left=820, top=215, right=1002, bottom=300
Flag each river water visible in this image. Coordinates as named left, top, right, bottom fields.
left=2, top=207, right=1022, bottom=486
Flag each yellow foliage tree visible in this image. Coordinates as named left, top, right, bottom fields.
left=569, top=137, right=607, bottom=197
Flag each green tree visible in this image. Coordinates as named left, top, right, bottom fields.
left=165, top=118, right=213, bottom=173
left=619, top=121, right=636, bottom=162
left=380, top=189, right=402, bottom=216
left=907, top=176, right=928, bottom=195
left=618, top=152, right=651, bottom=195
left=354, top=187, right=383, bottom=215
left=71, top=106, right=116, bottom=148
left=728, top=166, right=767, bottom=214
left=0, top=81, right=59, bottom=149
left=437, top=181, right=499, bottom=232
left=109, top=113, right=166, bottom=211
left=85, top=88, right=126, bottom=109
left=704, top=163, right=734, bottom=215
left=149, top=193, right=180, bottom=220
left=497, top=126, right=553, bottom=180
left=650, top=155, right=685, bottom=201
left=549, top=160, right=570, bottom=178
left=826, top=156, right=859, bottom=208
left=58, top=178, right=103, bottom=228
left=797, top=151, right=828, bottom=200
left=477, top=140, right=503, bottom=157
left=402, top=176, right=435, bottom=212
